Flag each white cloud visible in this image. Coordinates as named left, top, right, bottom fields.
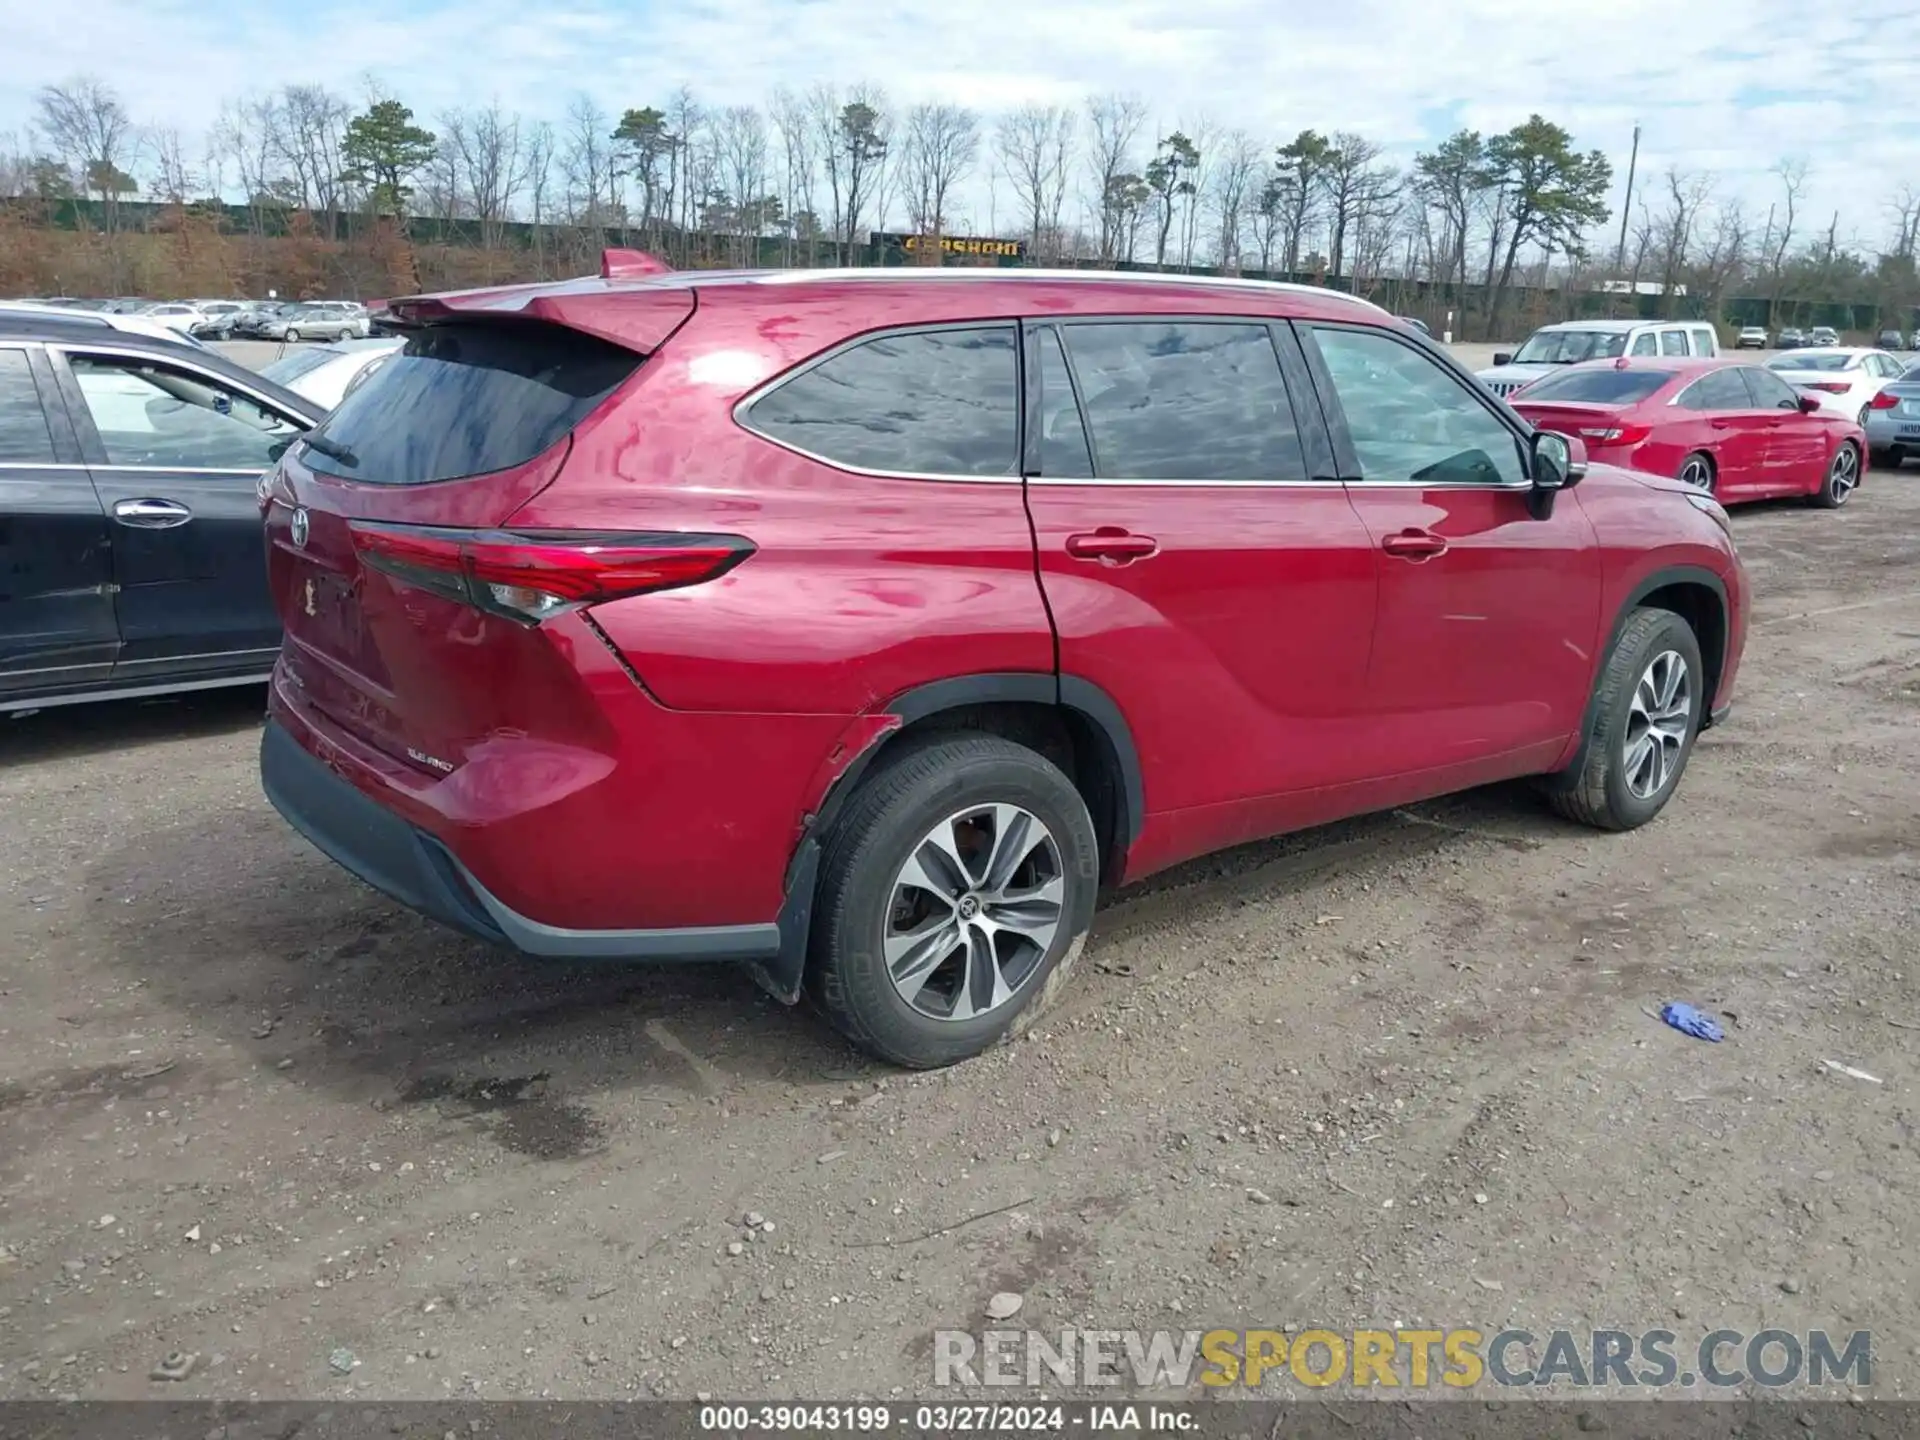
left=2, top=0, right=1916, bottom=251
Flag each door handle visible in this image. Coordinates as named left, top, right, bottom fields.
left=1380, top=528, right=1448, bottom=560
left=113, top=498, right=194, bottom=528
left=1710, top=419, right=1733, bottom=430
left=1065, top=528, right=1159, bottom=564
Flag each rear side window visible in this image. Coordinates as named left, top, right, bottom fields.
left=1513, top=368, right=1669, bottom=405
left=1659, top=330, right=1688, bottom=356
left=1676, top=369, right=1752, bottom=410
left=1060, top=321, right=1306, bottom=480
left=0, top=350, right=56, bottom=463
left=303, top=322, right=641, bottom=483
left=1630, top=333, right=1658, bottom=357
left=744, top=326, right=1018, bottom=477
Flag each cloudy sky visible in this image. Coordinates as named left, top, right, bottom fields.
left=4, top=0, right=1916, bottom=251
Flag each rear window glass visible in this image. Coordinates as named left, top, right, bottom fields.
left=259, top=349, right=336, bottom=385
left=1768, top=352, right=1853, bottom=372
left=301, top=322, right=641, bottom=484
left=743, top=326, right=1019, bottom=477
left=1513, top=369, right=1669, bottom=405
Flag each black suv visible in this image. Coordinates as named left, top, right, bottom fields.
left=0, top=310, right=325, bottom=713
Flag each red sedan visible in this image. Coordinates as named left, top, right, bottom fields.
left=1510, top=356, right=1866, bottom=507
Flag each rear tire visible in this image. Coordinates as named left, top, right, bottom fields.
left=1677, top=451, right=1715, bottom=491
left=1811, top=441, right=1860, bottom=508
left=806, top=734, right=1098, bottom=1069
left=1545, top=607, right=1705, bottom=833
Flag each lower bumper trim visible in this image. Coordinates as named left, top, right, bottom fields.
left=259, top=719, right=780, bottom=963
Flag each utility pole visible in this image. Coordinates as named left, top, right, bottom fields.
left=1613, top=124, right=1641, bottom=289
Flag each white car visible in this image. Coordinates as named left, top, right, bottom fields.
left=1763, top=347, right=1908, bottom=423
left=256, top=337, right=403, bottom=410
left=1477, top=319, right=1721, bottom=398
left=135, top=302, right=210, bottom=334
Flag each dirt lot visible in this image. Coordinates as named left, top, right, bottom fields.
left=4, top=463, right=1919, bottom=1405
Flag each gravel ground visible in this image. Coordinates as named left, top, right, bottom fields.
left=2, top=456, right=1918, bottom=1405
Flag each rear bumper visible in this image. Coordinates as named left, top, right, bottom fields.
left=260, top=718, right=782, bottom=964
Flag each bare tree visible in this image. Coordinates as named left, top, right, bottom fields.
left=714, top=104, right=772, bottom=265
left=276, top=85, right=350, bottom=233
left=1084, top=93, right=1147, bottom=263
left=1654, top=167, right=1713, bottom=311
left=664, top=87, right=707, bottom=261
left=996, top=103, right=1075, bottom=262
left=449, top=102, right=529, bottom=255
left=769, top=87, right=819, bottom=265
left=1208, top=131, right=1259, bottom=272
left=35, top=77, right=138, bottom=231
left=562, top=93, right=614, bottom=231
left=215, top=95, right=282, bottom=234
left=900, top=103, right=979, bottom=249
left=1887, top=183, right=1920, bottom=263
left=420, top=120, right=464, bottom=224
left=525, top=119, right=555, bottom=274
left=1767, top=155, right=1809, bottom=313
left=148, top=126, right=196, bottom=204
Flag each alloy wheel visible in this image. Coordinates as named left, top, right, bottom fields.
left=1679, top=456, right=1713, bottom=490
left=882, top=803, right=1065, bottom=1022
left=1828, top=445, right=1859, bottom=503
left=1623, top=650, right=1692, bottom=800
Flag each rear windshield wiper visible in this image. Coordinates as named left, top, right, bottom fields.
left=302, top=431, right=360, bottom=468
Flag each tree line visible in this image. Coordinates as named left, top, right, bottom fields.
left=5, top=75, right=1918, bottom=334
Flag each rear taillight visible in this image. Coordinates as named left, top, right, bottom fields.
left=1575, top=424, right=1652, bottom=446
left=1805, top=382, right=1850, bottom=394
left=1869, top=390, right=1899, bottom=410
left=349, top=523, right=753, bottom=623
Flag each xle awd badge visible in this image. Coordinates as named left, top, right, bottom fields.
left=290, top=506, right=310, bottom=548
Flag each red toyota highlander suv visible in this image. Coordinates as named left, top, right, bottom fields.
left=258, top=258, right=1748, bottom=1068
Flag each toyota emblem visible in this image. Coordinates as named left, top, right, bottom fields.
left=290, top=507, right=310, bottom=548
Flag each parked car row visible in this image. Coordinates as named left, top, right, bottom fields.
left=23, top=295, right=377, bottom=343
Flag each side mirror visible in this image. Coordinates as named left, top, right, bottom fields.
left=1528, top=430, right=1586, bottom=518
left=1492, top=352, right=1514, bottom=367
left=1796, top=394, right=1821, bottom=414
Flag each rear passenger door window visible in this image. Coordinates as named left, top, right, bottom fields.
left=1056, top=321, right=1307, bottom=480
left=66, top=355, right=303, bottom=470
left=1305, top=325, right=1525, bottom=486
left=743, top=325, right=1018, bottom=477
left=1631, top=333, right=1659, bottom=357
left=1659, top=329, right=1688, bottom=357
left=1678, top=369, right=1753, bottom=411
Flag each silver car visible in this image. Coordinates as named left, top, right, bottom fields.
left=1865, top=358, right=1920, bottom=468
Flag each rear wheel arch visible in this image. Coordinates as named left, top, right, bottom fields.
left=828, top=673, right=1142, bottom=884
left=755, top=672, right=1142, bottom=1011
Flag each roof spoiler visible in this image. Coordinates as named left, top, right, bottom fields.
left=602, top=248, right=673, bottom=280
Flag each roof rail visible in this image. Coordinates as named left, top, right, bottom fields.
left=742, top=267, right=1390, bottom=314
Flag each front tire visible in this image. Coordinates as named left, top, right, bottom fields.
left=1545, top=607, right=1706, bottom=832
left=284, top=328, right=302, bottom=344
left=806, top=734, right=1098, bottom=1069
left=1811, top=441, right=1860, bottom=508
